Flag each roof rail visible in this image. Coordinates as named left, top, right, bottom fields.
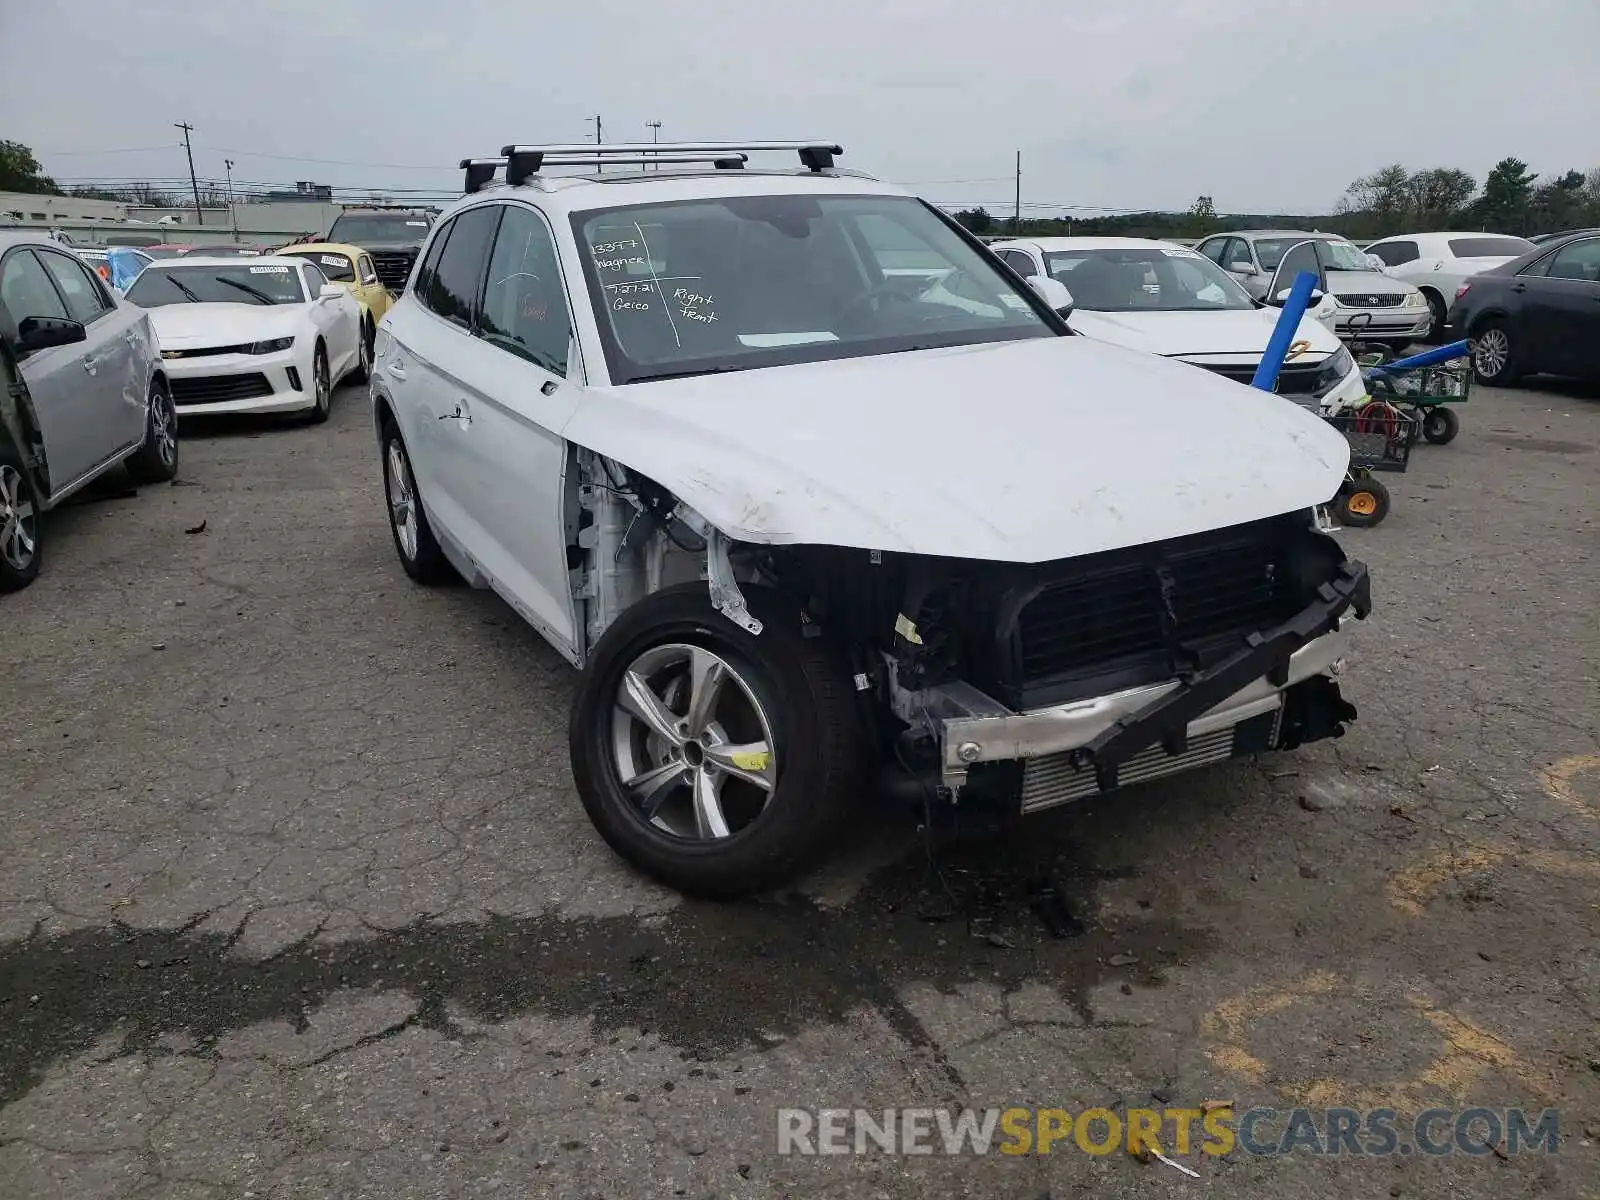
left=489, top=140, right=842, bottom=187
left=462, top=152, right=755, bottom=193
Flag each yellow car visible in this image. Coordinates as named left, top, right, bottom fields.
left=275, top=242, right=392, bottom=351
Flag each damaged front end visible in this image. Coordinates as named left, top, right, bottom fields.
left=759, top=512, right=1368, bottom=814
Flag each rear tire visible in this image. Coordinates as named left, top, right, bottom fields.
left=380, top=419, right=452, bottom=584
left=125, top=377, right=179, bottom=484
left=570, top=583, right=866, bottom=898
left=1470, top=320, right=1519, bottom=387
left=1422, top=407, right=1460, bottom=445
left=1335, top=476, right=1391, bottom=528
left=0, top=451, right=42, bottom=592
left=349, top=320, right=373, bottom=384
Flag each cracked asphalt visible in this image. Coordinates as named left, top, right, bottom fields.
left=1, top=378, right=1597, bottom=1199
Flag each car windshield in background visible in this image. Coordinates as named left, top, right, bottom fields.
left=329, top=216, right=431, bottom=243
left=142, top=247, right=188, bottom=259
left=1316, top=240, right=1372, bottom=271
left=1044, top=246, right=1254, bottom=312
left=1448, top=236, right=1533, bottom=257
left=125, top=263, right=306, bottom=307
left=284, top=250, right=355, bottom=282
left=571, top=194, right=1055, bottom=382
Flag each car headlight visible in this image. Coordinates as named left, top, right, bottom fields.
left=1313, top=345, right=1355, bottom=397
left=1404, top=292, right=1425, bottom=308
left=246, top=337, right=294, bottom=354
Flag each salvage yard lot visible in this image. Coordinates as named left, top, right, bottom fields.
left=1, top=380, right=1596, bottom=1198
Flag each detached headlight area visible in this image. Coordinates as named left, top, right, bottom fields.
left=246, top=337, right=294, bottom=355
left=1312, top=346, right=1355, bottom=398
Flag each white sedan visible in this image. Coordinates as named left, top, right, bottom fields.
left=989, top=236, right=1367, bottom=412
left=1363, top=231, right=1535, bottom=340
left=124, top=255, right=365, bottom=422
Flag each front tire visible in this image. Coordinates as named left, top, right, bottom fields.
left=570, top=583, right=866, bottom=898
left=350, top=320, right=373, bottom=384
left=1421, top=290, right=1447, bottom=343
left=0, top=452, right=42, bottom=592
left=303, top=343, right=332, bottom=424
left=125, top=377, right=179, bottom=484
left=1471, top=320, right=1519, bottom=387
left=380, top=420, right=451, bottom=584
left=1422, top=407, right=1460, bottom=445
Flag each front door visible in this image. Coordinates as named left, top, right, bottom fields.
left=1521, top=237, right=1600, bottom=375
left=1, top=247, right=117, bottom=494
left=36, top=246, right=148, bottom=456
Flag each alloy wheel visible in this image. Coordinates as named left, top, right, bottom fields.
left=608, top=643, right=778, bottom=841
left=1474, top=328, right=1509, bottom=379
left=315, top=354, right=330, bottom=413
left=0, top=465, right=37, bottom=572
left=151, top=389, right=177, bottom=468
left=385, top=439, right=418, bottom=560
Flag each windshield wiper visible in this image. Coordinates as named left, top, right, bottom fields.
left=162, top=275, right=202, bottom=303
left=213, top=276, right=279, bottom=305
left=628, top=364, right=749, bottom=382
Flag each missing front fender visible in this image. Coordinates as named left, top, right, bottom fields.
left=706, top=528, right=763, bottom=636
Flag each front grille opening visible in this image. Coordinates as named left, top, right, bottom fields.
left=170, top=373, right=274, bottom=406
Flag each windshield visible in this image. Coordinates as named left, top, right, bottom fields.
left=283, top=250, right=355, bottom=282
left=1317, top=239, right=1374, bottom=271
left=142, top=247, right=188, bottom=259
left=1448, top=236, right=1532, bottom=258
left=126, top=263, right=306, bottom=307
left=571, top=194, right=1056, bottom=383
left=328, top=214, right=432, bottom=243
left=1043, top=245, right=1254, bottom=312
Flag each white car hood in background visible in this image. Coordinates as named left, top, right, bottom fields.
left=1325, top=269, right=1419, bottom=295
left=1066, top=307, right=1339, bottom=362
left=565, top=337, right=1350, bottom=563
left=147, top=302, right=302, bottom=348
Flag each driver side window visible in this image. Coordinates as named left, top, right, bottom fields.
left=1274, top=242, right=1322, bottom=293
left=1, top=250, right=70, bottom=330
left=479, top=204, right=571, bottom=376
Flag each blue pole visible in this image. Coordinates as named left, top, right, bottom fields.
left=1373, top=340, right=1470, bottom=373
left=1251, top=270, right=1319, bottom=393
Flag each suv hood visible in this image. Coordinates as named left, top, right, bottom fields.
left=566, top=337, right=1349, bottom=563
left=1067, top=307, right=1340, bottom=362
left=147, top=303, right=301, bottom=347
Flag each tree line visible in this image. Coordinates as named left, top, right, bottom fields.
left=955, top=156, right=1600, bottom=242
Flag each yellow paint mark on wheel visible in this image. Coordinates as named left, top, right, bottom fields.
left=728, top=750, right=770, bottom=772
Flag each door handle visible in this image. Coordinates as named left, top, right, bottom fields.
left=1511, top=283, right=1527, bottom=293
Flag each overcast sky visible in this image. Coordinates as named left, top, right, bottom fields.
left=4, top=0, right=1597, bottom=216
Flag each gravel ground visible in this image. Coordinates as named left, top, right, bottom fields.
left=1, top=377, right=1596, bottom=1199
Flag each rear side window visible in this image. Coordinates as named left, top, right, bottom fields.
left=412, top=221, right=452, bottom=299
left=1369, top=240, right=1418, bottom=266
left=1197, top=238, right=1227, bottom=264
left=1447, top=236, right=1532, bottom=258
left=419, top=206, right=502, bottom=327
left=37, top=249, right=112, bottom=323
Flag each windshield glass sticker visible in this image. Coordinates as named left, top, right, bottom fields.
left=249, top=265, right=290, bottom=273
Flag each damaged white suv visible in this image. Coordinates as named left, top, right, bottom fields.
left=371, top=141, right=1371, bottom=897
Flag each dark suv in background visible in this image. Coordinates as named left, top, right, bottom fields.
left=325, top=208, right=436, bottom=294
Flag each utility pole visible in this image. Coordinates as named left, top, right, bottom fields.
left=588, top=114, right=603, bottom=172
left=223, top=158, right=239, bottom=241
left=646, top=120, right=662, bottom=171
left=1013, top=150, right=1021, bottom=235
left=175, top=122, right=203, bottom=225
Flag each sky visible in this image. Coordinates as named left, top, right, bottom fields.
left=3, top=0, right=1598, bottom=217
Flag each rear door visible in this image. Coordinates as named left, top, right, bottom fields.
left=36, top=247, right=148, bottom=455
left=0, top=247, right=110, bottom=492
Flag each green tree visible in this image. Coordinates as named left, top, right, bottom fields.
left=1474, top=156, right=1537, bottom=233
left=1529, top=169, right=1588, bottom=234
left=952, top=206, right=993, bottom=234
left=1406, top=168, right=1476, bottom=227
left=0, top=140, right=61, bottom=195
left=1342, top=164, right=1411, bottom=235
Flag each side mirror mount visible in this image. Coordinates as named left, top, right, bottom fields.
left=16, top=315, right=87, bottom=354
left=1229, top=261, right=1258, bottom=276
left=1271, top=287, right=1324, bottom=307
left=1028, top=275, right=1075, bottom=319
left=319, top=283, right=344, bottom=300
left=1365, top=253, right=1387, bottom=270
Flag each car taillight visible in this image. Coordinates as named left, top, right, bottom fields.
left=1455, top=283, right=1471, bottom=301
